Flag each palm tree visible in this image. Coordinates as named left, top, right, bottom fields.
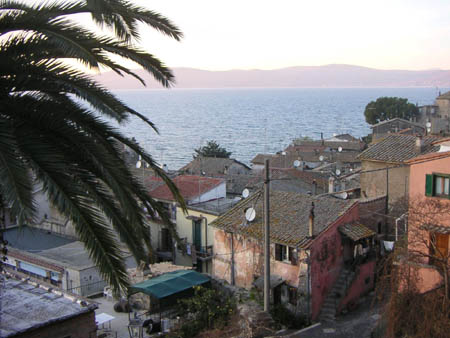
left=0, top=0, right=185, bottom=295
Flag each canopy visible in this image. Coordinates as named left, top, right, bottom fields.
left=128, top=270, right=210, bottom=299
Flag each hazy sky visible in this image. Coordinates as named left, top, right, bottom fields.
left=127, top=0, right=450, bottom=71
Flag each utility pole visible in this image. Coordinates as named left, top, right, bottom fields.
left=264, top=159, right=270, bottom=312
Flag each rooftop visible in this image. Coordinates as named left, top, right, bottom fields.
left=357, top=134, right=441, bottom=163
left=146, top=175, right=225, bottom=202
left=436, top=90, right=450, bottom=100
left=210, top=190, right=356, bottom=248
left=187, top=197, right=240, bottom=215
left=35, top=241, right=104, bottom=270
left=0, top=275, right=97, bottom=338
left=370, top=117, right=424, bottom=129
left=179, top=157, right=250, bottom=175
left=4, top=226, right=75, bottom=253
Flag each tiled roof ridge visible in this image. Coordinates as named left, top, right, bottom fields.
left=370, top=117, right=424, bottom=128
left=210, top=189, right=263, bottom=227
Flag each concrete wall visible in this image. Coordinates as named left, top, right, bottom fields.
left=189, top=182, right=226, bottom=204
left=360, top=160, right=410, bottom=205
left=13, top=311, right=97, bottom=338
left=310, top=203, right=359, bottom=320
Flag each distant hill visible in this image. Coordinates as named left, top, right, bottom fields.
left=94, top=64, right=450, bottom=89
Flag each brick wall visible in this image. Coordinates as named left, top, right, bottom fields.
left=13, top=311, right=97, bottom=338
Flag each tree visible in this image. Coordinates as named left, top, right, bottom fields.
left=194, top=140, right=232, bottom=158
left=364, top=97, right=419, bottom=125
left=375, top=197, right=450, bottom=338
left=0, top=0, right=185, bottom=295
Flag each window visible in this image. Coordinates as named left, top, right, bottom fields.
left=288, top=287, right=297, bottom=305
left=275, top=244, right=298, bottom=265
left=425, top=173, right=450, bottom=198
left=429, top=232, right=449, bottom=265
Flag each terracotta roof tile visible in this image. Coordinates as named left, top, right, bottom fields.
left=146, top=175, right=224, bottom=202
left=339, top=223, right=375, bottom=241
left=210, top=190, right=356, bottom=247
left=357, top=134, right=441, bottom=163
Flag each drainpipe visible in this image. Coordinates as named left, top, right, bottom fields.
left=395, top=213, right=407, bottom=241
left=230, top=233, right=235, bottom=285
left=306, top=250, right=311, bottom=322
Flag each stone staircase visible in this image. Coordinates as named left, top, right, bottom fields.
left=318, top=267, right=355, bottom=322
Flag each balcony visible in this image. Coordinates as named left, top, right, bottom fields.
left=195, top=245, right=213, bottom=261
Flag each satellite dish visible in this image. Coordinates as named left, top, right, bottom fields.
left=319, top=155, right=324, bottom=162
left=138, top=155, right=142, bottom=161
left=136, top=161, right=142, bottom=169
left=293, top=160, right=301, bottom=168
left=426, top=122, right=431, bottom=128
left=281, top=151, right=287, bottom=155
left=242, top=188, right=250, bottom=198
left=145, top=162, right=150, bottom=168
left=335, top=169, right=341, bottom=176
left=245, top=208, right=256, bottom=222
left=338, top=146, right=343, bottom=152
left=337, top=191, right=348, bottom=199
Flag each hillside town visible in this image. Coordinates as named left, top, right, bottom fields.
left=2, top=89, right=450, bottom=338
left=3, top=2, right=450, bottom=338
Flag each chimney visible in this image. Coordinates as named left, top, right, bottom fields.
left=328, top=176, right=335, bottom=193
left=312, top=179, right=317, bottom=195
left=415, top=135, right=424, bottom=153
left=308, top=202, right=315, bottom=237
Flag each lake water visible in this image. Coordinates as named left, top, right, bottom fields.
left=113, top=87, right=444, bottom=170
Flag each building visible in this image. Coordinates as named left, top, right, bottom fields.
left=3, top=227, right=136, bottom=297
left=145, top=175, right=227, bottom=266
left=418, top=91, right=450, bottom=135
left=1, top=273, right=97, bottom=338
left=211, top=190, right=376, bottom=321
left=358, top=134, right=441, bottom=206
left=251, top=135, right=364, bottom=171
left=179, top=156, right=252, bottom=197
left=370, top=118, right=426, bottom=142
left=403, top=149, right=450, bottom=293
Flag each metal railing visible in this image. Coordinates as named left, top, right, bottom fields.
left=68, top=280, right=107, bottom=297
left=195, top=245, right=213, bottom=259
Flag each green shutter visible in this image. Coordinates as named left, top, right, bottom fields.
left=425, top=174, right=433, bottom=196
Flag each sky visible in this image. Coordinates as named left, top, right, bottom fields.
left=105, top=0, right=450, bottom=71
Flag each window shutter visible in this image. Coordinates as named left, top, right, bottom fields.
left=275, top=244, right=282, bottom=261
left=425, top=174, right=433, bottom=196
left=289, top=247, right=298, bottom=265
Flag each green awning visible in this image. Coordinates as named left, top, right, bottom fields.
left=128, top=270, right=210, bottom=299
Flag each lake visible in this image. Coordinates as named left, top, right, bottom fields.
left=114, top=87, right=444, bottom=170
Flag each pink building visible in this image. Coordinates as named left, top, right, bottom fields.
left=211, top=190, right=376, bottom=321
left=406, top=148, right=450, bottom=293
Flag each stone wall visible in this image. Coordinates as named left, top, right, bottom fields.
left=13, top=311, right=97, bottom=338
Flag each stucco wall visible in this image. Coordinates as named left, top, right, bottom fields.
left=338, top=260, right=375, bottom=313
left=361, top=160, right=410, bottom=205
left=407, top=156, right=450, bottom=292
left=176, top=207, right=217, bottom=248
left=436, top=98, right=450, bottom=118
left=310, top=203, right=359, bottom=320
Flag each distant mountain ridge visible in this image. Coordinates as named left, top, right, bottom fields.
left=94, top=64, right=450, bottom=89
